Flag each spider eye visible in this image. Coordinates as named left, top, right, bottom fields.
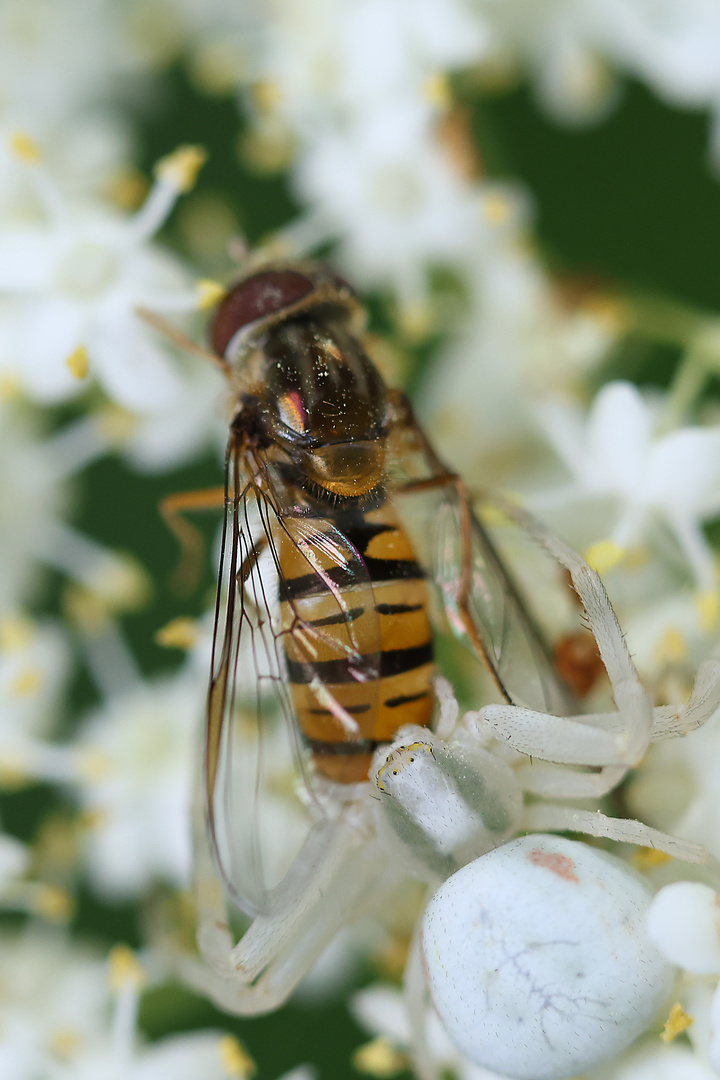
left=210, top=268, right=314, bottom=358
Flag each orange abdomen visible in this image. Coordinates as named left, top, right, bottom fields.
left=280, top=505, right=434, bottom=782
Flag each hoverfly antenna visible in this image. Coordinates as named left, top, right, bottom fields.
left=134, top=305, right=230, bottom=373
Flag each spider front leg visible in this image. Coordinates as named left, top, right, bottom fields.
left=480, top=506, right=654, bottom=769
left=188, top=795, right=391, bottom=1015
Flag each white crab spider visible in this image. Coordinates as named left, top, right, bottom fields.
left=185, top=504, right=718, bottom=1080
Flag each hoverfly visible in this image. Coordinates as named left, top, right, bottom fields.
left=162, top=259, right=582, bottom=1015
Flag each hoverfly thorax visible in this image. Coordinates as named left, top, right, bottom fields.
left=211, top=262, right=388, bottom=502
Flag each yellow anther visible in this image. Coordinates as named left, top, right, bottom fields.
left=10, top=667, right=42, bottom=698
left=654, top=627, right=688, bottom=667
left=79, top=807, right=107, bottom=831
left=0, top=374, right=21, bottom=402
left=252, top=79, right=282, bottom=114
left=33, top=884, right=75, bottom=922
left=696, top=589, right=720, bottom=633
left=196, top=278, right=226, bottom=311
left=424, top=72, right=452, bottom=109
left=78, top=749, right=111, bottom=782
left=155, top=616, right=199, bottom=651
left=95, top=405, right=137, bottom=446
left=632, top=847, right=673, bottom=871
left=49, top=1027, right=83, bottom=1059
left=0, top=755, right=31, bottom=788
left=155, top=145, right=208, bottom=193
left=89, top=556, right=151, bottom=613
left=483, top=192, right=514, bottom=227
left=63, top=586, right=111, bottom=631
left=0, top=616, right=34, bottom=652
left=9, top=131, right=41, bottom=165
left=584, top=539, right=626, bottom=574
left=189, top=40, right=248, bottom=96
left=105, top=167, right=149, bottom=211
left=218, top=1034, right=256, bottom=1078
left=397, top=302, right=432, bottom=342
left=661, top=1002, right=693, bottom=1043
left=352, top=1036, right=409, bottom=1078
left=65, top=346, right=89, bottom=380
left=108, top=944, right=146, bottom=992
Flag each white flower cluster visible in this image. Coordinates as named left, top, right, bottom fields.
left=3, top=2, right=720, bottom=1080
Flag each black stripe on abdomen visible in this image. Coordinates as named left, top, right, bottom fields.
left=285, top=642, right=433, bottom=684
left=279, top=558, right=425, bottom=601
left=303, top=736, right=381, bottom=756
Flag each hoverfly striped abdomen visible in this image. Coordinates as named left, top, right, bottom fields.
left=280, top=505, right=435, bottom=783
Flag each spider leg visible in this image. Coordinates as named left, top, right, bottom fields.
left=521, top=803, right=710, bottom=865
left=189, top=803, right=390, bottom=1015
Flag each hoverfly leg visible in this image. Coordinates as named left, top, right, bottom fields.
left=395, top=470, right=513, bottom=703
left=160, top=485, right=225, bottom=593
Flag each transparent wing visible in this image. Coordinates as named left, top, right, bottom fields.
left=203, top=438, right=381, bottom=918
left=430, top=487, right=579, bottom=716
left=386, top=395, right=577, bottom=717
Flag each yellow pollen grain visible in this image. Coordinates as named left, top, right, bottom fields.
left=696, top=589, right=720, bottom=633
left=654, top=627, right=688, bottom=667
left=155, top=145, right=208, bottom=193
left=108, top=945, right=146, bottom=992
left=65, top=346, right=89, bottom=380
left=105, top=167, right=149, bottom=211
left=424, top=72, right=452, bottom=109
left=0, top=615, right=34, bottom=651
left=0, top=754, right=31, bottom=788
left=10, top=667, right=42, bottom=698
left=352, top=1036, right=409, bottom=1078
left=9, top=130, right=41, bottom=164
left=50, top=1027, right=83, bottom=1058
left=78, top=749, right=111, bottom=782
left=79, top=807, right=107, bottom=831
left=33, top=884, right=75, bottom=922
left=483, top=192, right=513, bottom=226
left=632, top=847, right=672, bottom=871
left=95, top=405, right=137, bottom=446
left=0, top=374, right=21, bottom=402
left=63, top=585, right=111, bottom=631
left=252, top=79, right=282, bottom=113
left=218, top=1034, right=256, bottom=1078
left=196, top=278, right=226, bottom=310
left=397, top=302, right=432, bottom=342
left=584, top=539, right=625, bottom=574
left=155, top=616, right=199, bottom=650
left=661, top=1002, right=693, bottom=1043
left=91, top=556, right=151, bottom=613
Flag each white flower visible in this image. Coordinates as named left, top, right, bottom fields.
left=419, top=245, right=617, bottom=481
left=287, top=98, right=485, bottom=304
left=0, top=933, right=263, bottom=1080
left=646, top=881, right=720, bottom=1073
left=0, top=614, right=70, bottom=747
left=536, top=381, right=720, bottom=591
left=627, top=705, right=720, bottom=865
left=0, top=143, right=204, bottom=411
left=256, top=0, right=487, bottom=134
left=0, top=402, right=148, bottom=611
left=472, top=0, right=620, bottom=125
left=72, top=661, right=205, bottom=900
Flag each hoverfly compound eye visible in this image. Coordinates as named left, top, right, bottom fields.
left=210, top=268, right=315, bottom=359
